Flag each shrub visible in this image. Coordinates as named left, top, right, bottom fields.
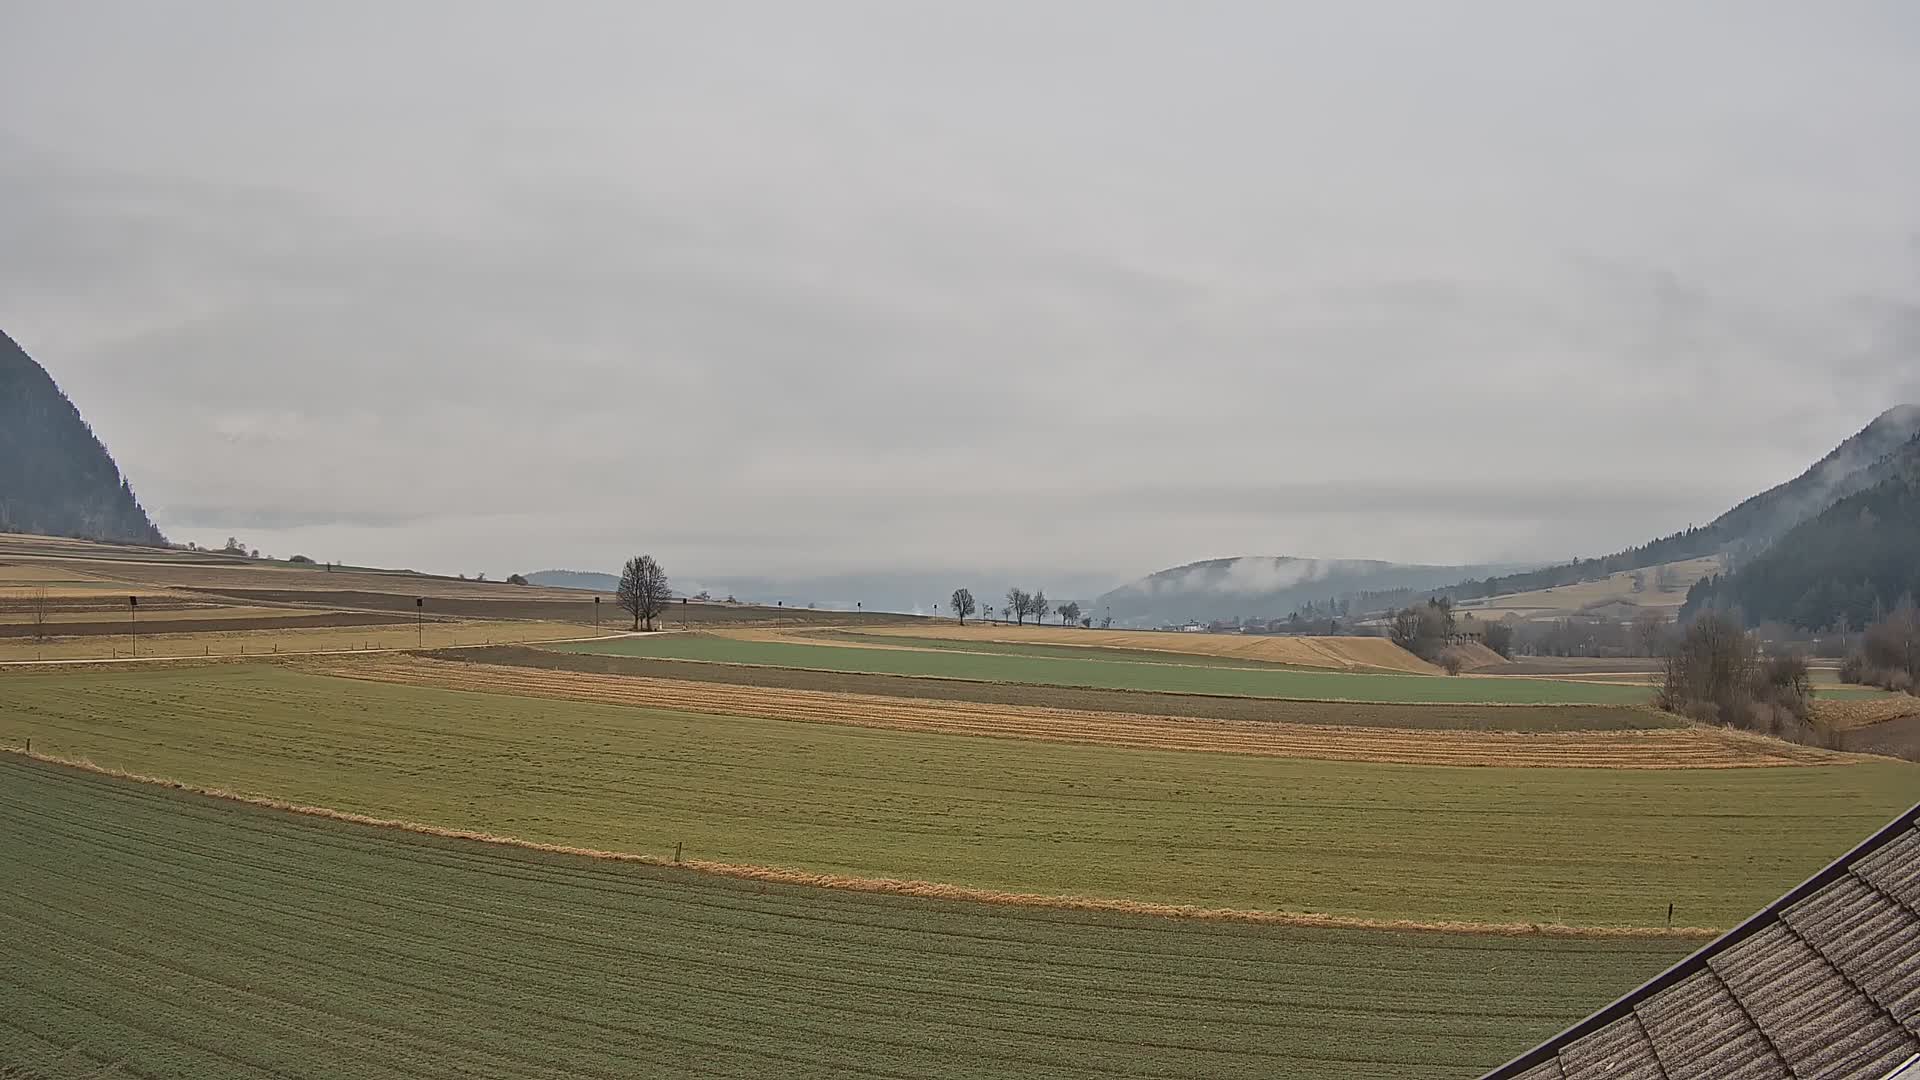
left=1843, top=604, right=1920, bottom=696
left=287, top=554, right=314, bottom=564
left=1483, top=621, right=1515, bottom=659
left=1438, top=650, right=1465, bottom=675
left=1658, top=613, right=1818, bottom=741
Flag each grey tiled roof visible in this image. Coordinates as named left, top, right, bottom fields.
left=1486, top=803, right=1920, bottom=1080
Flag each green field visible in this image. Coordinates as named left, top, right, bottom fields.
left=554, top=634, right=1656, bottom=704
left=5, top=665, right=1913, bottom=927
left=0, top=757, right=1693, bottom=1080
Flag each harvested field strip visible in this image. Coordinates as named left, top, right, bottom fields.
left=0, top=609, right=415, bottom=638
left=447, top=645, right=1682, bottom=731
left=846, top=624, right=1440, bottom=673
left=0, top=757, right=1694, bottom=1079
left=0, top=618, right=588, bottom=661
left=553, top=634, right=1655, bottom=704
left=1815, top=696, right=1920, bottom=730
left=809, top=630, right=1322, bottom=669
left=329, top=656, right=1834, bottom=769
left=4, top=665, right=1914, bottom=926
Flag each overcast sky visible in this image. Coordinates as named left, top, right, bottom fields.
left=4, top=2, right=1918, bottom=587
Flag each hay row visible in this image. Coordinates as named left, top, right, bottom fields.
left=805, top=623, right=1442, bottom=674
left=1814, top=696, right=1920, bottom=731
left=316, top=656, right=1842, bottom=769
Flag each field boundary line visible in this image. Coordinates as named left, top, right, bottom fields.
left=1, top=748, right=1720, bottom=941
left=532, top=645, right=1655, bottom=710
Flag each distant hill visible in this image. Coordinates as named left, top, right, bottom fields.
left=1444, top=405, right=1920, bottom=604
left=1683, top=430, right=1920, bottom=629
left=525, top=569, right=620, bottom=592
left=529, top=568, right=1121, bottom=615
left=1093, top=556, right=1530, bottom=628
left=0, top=330, right=164, bottom=546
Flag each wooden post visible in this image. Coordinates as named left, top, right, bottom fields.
left=674, top=842, right=683, bottom=864
left=1667, top=902, right=1674, bottom=927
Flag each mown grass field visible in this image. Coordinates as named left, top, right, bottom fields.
left=4, top=664, right=1913, bottom=927
left=553, top=634, right=1655, bottom=704
left=0, top=757, right=1694, bottom=1080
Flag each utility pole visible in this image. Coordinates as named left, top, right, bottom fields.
left=129, top=595, right=138, bottom=657
left=415, top=597, right=424, bottom=647
left=594, top=596, right=601, bottom=636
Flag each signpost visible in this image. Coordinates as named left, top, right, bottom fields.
left=129, top=595, right=138, bottom=657
left=415, top=597, right=424, bottom=647
left=594, top=596, right=601, bottom=636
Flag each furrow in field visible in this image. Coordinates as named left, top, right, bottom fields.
left=0, top=788, right=1410, bottom=1054
left=315, top=656, right=1842, bottom=769
left=2, top=757, right=1699, bottom=1079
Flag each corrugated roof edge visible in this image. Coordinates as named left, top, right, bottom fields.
left=1481, top=800, right=1920, bottom=1079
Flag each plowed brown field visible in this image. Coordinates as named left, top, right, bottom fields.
left=318, top=656, right=1843, bottom=768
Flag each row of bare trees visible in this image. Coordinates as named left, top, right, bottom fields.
left=948, top=587, right=1083, bottom=627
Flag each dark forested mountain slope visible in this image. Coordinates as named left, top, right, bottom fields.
left=1683, top=432, right=1920, bottom=629
left=0, top=330, right=165, bottom=545
left=1443, top=405, right=1920, bottom=602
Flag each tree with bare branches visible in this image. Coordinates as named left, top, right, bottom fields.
left=617, top=554, right=671, bottom=631
left=1006, top=588, right=1030, bottom=626
left=950, top=588, right=976, bottom=625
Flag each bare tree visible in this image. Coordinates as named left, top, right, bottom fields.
left=1006, top=588, right=1030, bottom=626
left=618, top=554, right=671, bottom=631
left=951, top=587, right=977, bottom=625
left=1057, top=600, right=1082, bottom=626
left=1030, top=590, right=1047, bottom=627
left=1632, top=609, right=1671, bottom=657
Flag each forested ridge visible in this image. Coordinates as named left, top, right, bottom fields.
left=0, top=329, right=165, bottom=545
left=1684, top=432, right=1920, bottom=630
left=1434, top=405, right=1920, bottom=603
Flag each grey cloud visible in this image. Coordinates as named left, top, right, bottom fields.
left=3, top=1, right=1918, bottom=582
